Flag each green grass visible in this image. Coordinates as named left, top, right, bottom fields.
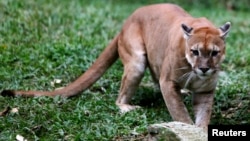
left=0, top=0, right=249, bottom=140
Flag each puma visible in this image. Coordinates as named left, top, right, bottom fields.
left=1, top=4, right=231, bottom=129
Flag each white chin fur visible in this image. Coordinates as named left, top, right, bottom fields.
left=195, top=69, right=214, bottom=79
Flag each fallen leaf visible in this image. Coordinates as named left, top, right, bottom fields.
left=16, top=134, right=28, bottom=141
left=11, top=107, right=19, bottom=113
left=50, top=79, right=62, bottom=87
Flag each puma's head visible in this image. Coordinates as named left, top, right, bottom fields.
left=182, top=22, right=231, bottom=78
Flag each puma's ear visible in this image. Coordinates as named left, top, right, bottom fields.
left=181, top=23, right=193, bottom=39
left=219, top=22, right=231, bottom=39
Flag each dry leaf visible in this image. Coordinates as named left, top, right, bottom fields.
left=50, top=79, right=62, bottom=87
left=11, top=107, right=19, bottom=113
left=16, top=134, right=28, bottom=141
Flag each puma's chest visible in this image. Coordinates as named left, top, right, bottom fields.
left=179, top=74, right=218, bottom=94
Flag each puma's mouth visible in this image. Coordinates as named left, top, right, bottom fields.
left=193, top=68, right=216, bottom=78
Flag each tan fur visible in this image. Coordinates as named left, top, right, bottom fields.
left=1, top=4, right=231, bottom=129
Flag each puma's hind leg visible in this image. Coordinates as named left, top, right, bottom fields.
left=115, top=60, right=146, bottom=113
left=115, top=23, right=147, bottom=113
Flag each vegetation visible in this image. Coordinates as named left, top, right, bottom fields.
left=0, top=0, right=249, bottom=140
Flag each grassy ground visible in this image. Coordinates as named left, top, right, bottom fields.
left=0, top=0, right=249, bottom=140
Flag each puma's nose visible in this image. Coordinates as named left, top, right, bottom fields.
left=199, top=67, right=209, bottom=73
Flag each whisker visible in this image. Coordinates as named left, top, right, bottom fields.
left=175, top=66, right=189, bottom=71
left=184, top=72, right=194, bottom=88
left=178, top=72, right=189, bottom=80
left=178, top=71, right=192, bottom=82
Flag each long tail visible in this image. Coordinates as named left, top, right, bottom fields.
left=1, top=34, right=120, bottom=97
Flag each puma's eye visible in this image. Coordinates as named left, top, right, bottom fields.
left=191, top=49, right=199, bottom=56
left=211, top=50, right=219, bottom=56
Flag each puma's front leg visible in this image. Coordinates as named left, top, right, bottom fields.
left=160, top=79, right=193, bottom=124
left=193, top=91, right=214, bottom=130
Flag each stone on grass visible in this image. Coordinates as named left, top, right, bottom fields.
left=144, top=122, right=207, bottom=141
